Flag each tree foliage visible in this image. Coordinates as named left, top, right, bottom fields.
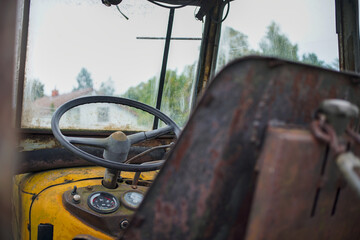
left=301, top=53, right=326, bottom=67
left=123, top=65, right=195, bottom=127
left=30, top=79, right=45, bottom=101
left=122, top=22, right=338, bottom=128
left=217, top=27, right=252, bottom=68
left=259, top=22, right=299, bottom=61
left=217, top=22, right=337, bottom=70
left=122, top=76, right=158, bottom=127
left=99, top=77, right=115, bottom=95
left=160, top=65, right=195, bottom=127
left=73, top=68, right=93, bottom=91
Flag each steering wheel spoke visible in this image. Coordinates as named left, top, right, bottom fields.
left=128, top=125, right=174, bottom=145
left=65, top=136, right=108, bottom=149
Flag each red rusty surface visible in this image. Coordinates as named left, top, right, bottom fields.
left=246, top=126, right=360, bottom=240
left=121, top=57, right=360, bottom=240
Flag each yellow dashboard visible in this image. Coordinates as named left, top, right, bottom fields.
left=13, top=166, right=157, bottom=240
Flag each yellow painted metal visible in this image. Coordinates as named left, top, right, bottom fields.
left=13, top=166, right=157, bottom=240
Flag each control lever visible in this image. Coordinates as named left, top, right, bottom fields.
left=132, top=160, right=165, bottom=189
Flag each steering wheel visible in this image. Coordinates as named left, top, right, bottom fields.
left=51, top=96, right=180, bottom=172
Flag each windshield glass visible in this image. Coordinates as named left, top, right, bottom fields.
left=22, top=0, right=202, bottom=131
left=216, top=0, right=339, bottom=73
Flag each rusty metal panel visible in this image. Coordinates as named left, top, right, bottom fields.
left=246, top=126, right=360, bottom=240
left=122, top=57, right=360, bottom=240
left=19, top=133, right=173, bottom=173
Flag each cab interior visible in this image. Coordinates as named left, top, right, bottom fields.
left=1, top=0, right=360, bottom=239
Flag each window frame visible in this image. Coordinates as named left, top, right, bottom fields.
left=15, top=0, right=206, bottom=134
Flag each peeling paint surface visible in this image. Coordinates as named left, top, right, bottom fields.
left=121, top=57, right=360, bottom=240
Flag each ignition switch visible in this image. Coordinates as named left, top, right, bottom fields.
left=71, top=186, right=81, bottom=203
left=120, top=219, right=129, bottom=229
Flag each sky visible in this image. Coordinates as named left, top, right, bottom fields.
left=25, top=0, right=339, bottom=97
left=222, top=0, right=338, bottom=63
left=25, top=0, right=203, bottom=96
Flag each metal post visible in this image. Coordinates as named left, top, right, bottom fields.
left=153, top=8, right=175, bottom=130
left=336, top=0, right=360, bottom=73
left=192, top=2, right=224, bottom=109
left=16, top=0, right=31, bottom=129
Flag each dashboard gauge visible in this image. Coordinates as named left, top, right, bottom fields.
left=88, top=192, right=120, bottom=214
left=121, top=190, right=144, bottom=210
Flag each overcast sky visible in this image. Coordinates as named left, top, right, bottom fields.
left=223, top=0, right=338, bottom=63
left=25, top=0, right=339, bottom=96
left=26, top=0, right=203, bottom=96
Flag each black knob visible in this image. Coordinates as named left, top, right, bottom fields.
left=71, top=186, right=78, bottom=195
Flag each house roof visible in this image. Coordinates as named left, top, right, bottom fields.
left=33, top=88, right=94, bottom=110
left=32, top=88, right=140, bottom=118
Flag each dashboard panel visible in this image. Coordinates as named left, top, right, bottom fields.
left=63, top=183, right=148, bottom=237
left=13, top=166, right=156, bottom=240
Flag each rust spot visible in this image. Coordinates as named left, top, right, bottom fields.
left=202, top=93, right=214, bottom=107
left=154, top=199, right=176, bottom=237
left=211, top=149, right=219, bottom=159
left=111, top=131, right=127, bottom=141
left=172, top=124, right=194, bottom=170
left=131, top=215, right=145, bottom=228
left=268, top=59, right=286, bottom=68
left=196, top=185, right=210, bottom=217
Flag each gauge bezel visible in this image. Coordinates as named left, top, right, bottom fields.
left=120, top=190, right=144, bottom=210
left=87, top=191, right=120, bottom=214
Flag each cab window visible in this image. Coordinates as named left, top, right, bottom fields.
left=21, top=0, right=202, bottom=131
left=216, top=0, right=339, bottom=73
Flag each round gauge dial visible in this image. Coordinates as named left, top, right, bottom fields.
left=88, top=192, right=120, bottom=214
left=121, top=190, right=144, bottom=210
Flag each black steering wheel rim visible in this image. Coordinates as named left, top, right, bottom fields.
left=51, top=96, right=180, bottom=172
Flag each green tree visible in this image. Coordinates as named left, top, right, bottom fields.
left=73, top=68, right=93, bottom=91
left=30, top=79, right=44, bottom=101
left=122, top=76, right=158, bottom=127
left=160, top=66, right=194, bottom=127
left=217, top=22, right=337, bottom=71
left=217, top=26, right=252, bottom=70
left=259, top=22, right=299, bottom=61
left=122, top=22, right=339, bottom=129
left=122, top=64, right=196, bottom=127
left=301, top=53, right=326, bottom=67
left=301, top=53, right=340, bottom=70
left=327, top=58, right=339, bottom=70
left=99, top=77, right=115, bottom=95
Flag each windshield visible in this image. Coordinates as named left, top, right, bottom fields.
left=21, top=0, right=202, bottom=131
left=216, top=0, right=339, bottom=73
